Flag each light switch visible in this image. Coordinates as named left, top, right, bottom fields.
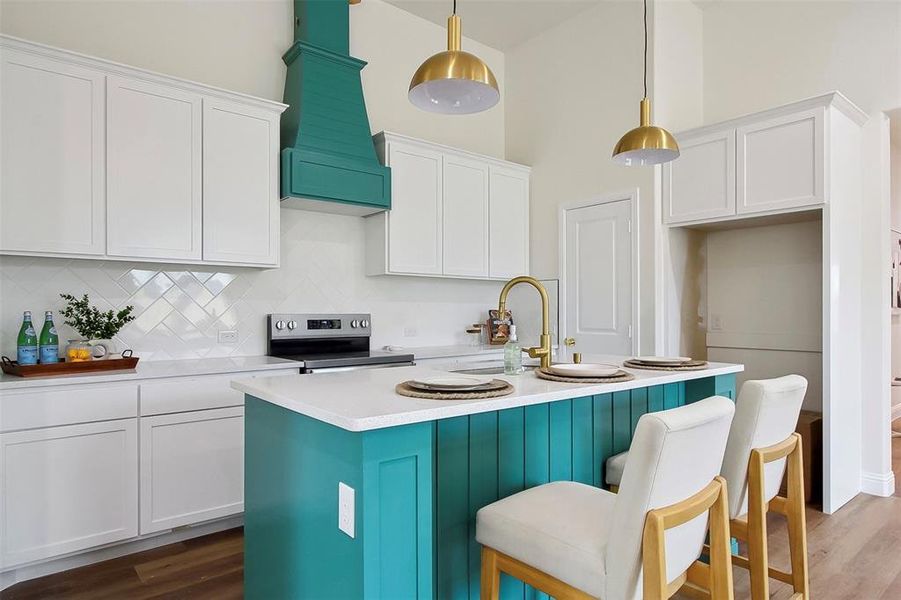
left=338, top=482, right=355, bottom=538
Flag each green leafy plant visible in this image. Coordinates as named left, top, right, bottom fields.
left=59, top=293, right=136, bottom=340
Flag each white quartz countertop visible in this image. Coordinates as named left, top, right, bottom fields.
left=231, top=358, right=744, bottom=432
left=383, top=344, right=505, bottom=360
left=0, top=355, right=300, bottom=391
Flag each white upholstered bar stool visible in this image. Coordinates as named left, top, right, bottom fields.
left=605, top=375, right=810, bottom=600
left=476, top=396, right=736, bottom=600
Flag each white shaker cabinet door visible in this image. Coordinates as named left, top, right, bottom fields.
left=0, top=50, right=106, bottom=255
left=443, top=153, right=489, bottom=277
left=0, top=419, right=138, bottom=567
left=202, top=99, right=279, bottom=266
left=663, top=129, right=736, bottom=225
left=106, top=76, right=202, bottom=260
left=489, top=165, right=530, bottom=279
left=139, top=407, right=244, bottom=534
left=737, top=108, right=824, bottom=215
left=386, top=141, right=444, bottom=275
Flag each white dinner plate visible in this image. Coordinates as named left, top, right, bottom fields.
left=548, top=363, right=621, bottom=378
left=630, top=356, right=692, bottom=365
left=409, top=375, right=494, bottom=389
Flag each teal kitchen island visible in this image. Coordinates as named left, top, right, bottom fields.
left=232, top=360, right=742, bottom=600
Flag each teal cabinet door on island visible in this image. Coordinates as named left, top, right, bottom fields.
left=244, top=374, right=735, bottom=599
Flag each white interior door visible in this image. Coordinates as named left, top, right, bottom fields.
left=562, top=198, right=635, bottom=358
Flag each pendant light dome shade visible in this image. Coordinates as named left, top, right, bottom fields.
left=612, top=98, right=680, bottom=166
left=409, top=14, right=499, bottom=115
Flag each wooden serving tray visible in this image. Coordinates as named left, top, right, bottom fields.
left=1, top=351, right=139, bottom=378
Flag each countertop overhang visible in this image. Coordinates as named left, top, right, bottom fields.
left=231, top=359, right=744, bottom=432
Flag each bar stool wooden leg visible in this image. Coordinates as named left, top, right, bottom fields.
left=786, top=434, right=810, bottom=599
left=747, top=449, right=770, bottom=600
left=481, top=546, right=500, bottom=600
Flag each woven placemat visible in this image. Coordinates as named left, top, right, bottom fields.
left=396, top=380, right=514, bottom=400
left=622, top=360, right=708, bottom=371
left=535, top=368, right=635, bottom=384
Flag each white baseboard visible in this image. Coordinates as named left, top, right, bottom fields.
left=861, top=470, right=896, bottom=497
left=892, top=402, right=901, bottom=421
left=1, top=515, right=243, bottom=592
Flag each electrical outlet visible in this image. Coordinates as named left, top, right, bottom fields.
left=338, top=482, right=355, bottom=538
left=403, top=326, right=418, bottom=338
left=218, top=330, right=239, bottom=343
left=710, top=315, right=723, bottom=331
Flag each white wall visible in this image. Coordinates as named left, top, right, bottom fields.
left=705, top=221, right=824, bottom=412
left=892, top=139, right=901, bottom=414
left=504, top=0, right=656, bottom=353
left=0, top=0, right=510, bottom=358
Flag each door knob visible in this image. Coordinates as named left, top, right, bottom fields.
left=564, top=337, right=576, bottom=347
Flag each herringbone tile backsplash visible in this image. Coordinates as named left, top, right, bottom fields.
left=0, top=210, right=507, bottom=361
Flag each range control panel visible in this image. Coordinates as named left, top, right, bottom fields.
left=268, top=313, right=372, bottom=339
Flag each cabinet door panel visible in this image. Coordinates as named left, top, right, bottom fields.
left=0, top=420, right=138, bottom=567
left=0, top=50, right=105, bottom=255
left=737, top=108, right=824, bottom=214
left=664, top=130, right=735, bottom=224
left=107, top=76, right=202, bottom=260
left=443, top=154, right=489, bottom=277
left=489, top=165, right=530, bottom=279
left=140, top=407, right=244, bottom=534
left=386, top=142, right=443, bottom=275
left=202, top=99, right=279, bottom=265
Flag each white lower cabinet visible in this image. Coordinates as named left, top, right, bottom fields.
left=0, top=419, right=139, bottom=568
left=139, top=407, right=244, bottom=534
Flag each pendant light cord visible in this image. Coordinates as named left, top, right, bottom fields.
left=453, top=0, right=456, bottom=15
left=643, top=0, right=648, bottom=98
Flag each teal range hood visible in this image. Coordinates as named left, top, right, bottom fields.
left=280, top=0, right=391, bottom=216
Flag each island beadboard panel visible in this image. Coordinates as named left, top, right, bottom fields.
left=243, top=374, right=736, bottom=600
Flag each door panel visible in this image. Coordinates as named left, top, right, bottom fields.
left=737, top=108, right=824, bottom=214
left=443, top=154, right=488, bottom=277
left=0, top=420, right=138, bottom=567
left=202, top=99, right=279, bottom=265
left=564, top=200, right=633, bottom=357
left=107, top=76, right=202, bottom=260
left=0, top=50, right=106, bottom=255
left=664, top=130, right=735, bottom=224
left=386, top=142, right=443, bottom=275
left=489, top=165, right=530, bottom=279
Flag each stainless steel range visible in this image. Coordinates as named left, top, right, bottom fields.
left=267, top=313, right=414, bottom=373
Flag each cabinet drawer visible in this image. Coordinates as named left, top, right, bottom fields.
left=139, top=369, right=297, bottom=415
left=0, top=384, right=138, bottom=433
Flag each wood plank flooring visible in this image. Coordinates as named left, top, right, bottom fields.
left=6, top=433, right=901, bottom=599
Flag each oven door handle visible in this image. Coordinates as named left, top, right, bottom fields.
left=304, top=362, right=415, bottom=374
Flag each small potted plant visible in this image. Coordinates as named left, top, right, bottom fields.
left=59, top=293, right=135, bottom=360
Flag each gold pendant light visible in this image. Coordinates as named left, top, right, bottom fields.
left=612, top=0, right=679, bottom=166
left=408, top=0, right=499, bottom=115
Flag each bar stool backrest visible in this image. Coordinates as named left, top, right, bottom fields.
left=605, top=396, right=735, bottom=600
left=720, top=375, right=808, bottom=520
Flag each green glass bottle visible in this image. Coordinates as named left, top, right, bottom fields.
left=16, top=311, right=38, bottom=365
left=39, top=311, right=59, bottom=364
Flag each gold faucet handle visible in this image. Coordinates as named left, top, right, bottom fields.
left=564, top=337, right=576, bottom=347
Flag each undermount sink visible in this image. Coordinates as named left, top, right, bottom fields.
left=452, top=365, right=538, bottom=375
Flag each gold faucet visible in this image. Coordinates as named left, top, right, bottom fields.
left=497, top=276, right=552, bottom=369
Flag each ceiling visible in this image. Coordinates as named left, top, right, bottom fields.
left=383, top=0, right=603, bottom=51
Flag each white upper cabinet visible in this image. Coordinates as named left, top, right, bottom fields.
left=737, top=108, right=824, bottom=215
left=202, top=99, right=280, bottom=266
left=664, top=130, right=735, bottom=224
left=443, top=154, right=489, bottom=278
left=0, top=36, right=286, bottom=267
left=664, top=93, right=861, bottom=227
left=107, top=76, right=202, bottom=260
left=0, top=49, right=106, bottom=255
left=367, top=132, right=530, bottom=281
left=489, top=164, right=531, bottom=279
